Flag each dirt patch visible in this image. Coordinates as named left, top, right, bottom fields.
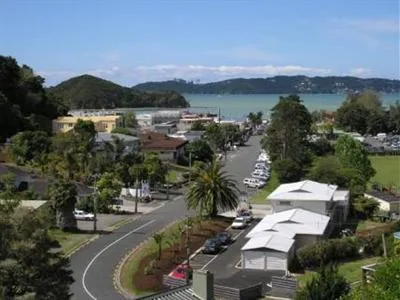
left=131, top=217, right=232, bottom=293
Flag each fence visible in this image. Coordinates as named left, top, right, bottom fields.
left=162, top=275, right=263, bottom=300
left=162, top=275, right=186, bottom=289
left=270, top=276, right=298, bottom=298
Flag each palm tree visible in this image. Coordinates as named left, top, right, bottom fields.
left=186, top=158, right=239, bottom=217
left=152, top=232, right=164, bottom=260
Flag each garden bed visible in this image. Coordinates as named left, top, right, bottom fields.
left=120, top=216, right=232, bottom=295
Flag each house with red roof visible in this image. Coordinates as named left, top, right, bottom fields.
left=139, top=131, right=188, bottom=162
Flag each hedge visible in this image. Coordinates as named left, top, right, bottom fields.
left=297, top=235, right=383, bottom=270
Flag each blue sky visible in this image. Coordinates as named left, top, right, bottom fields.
left=1, top=0, right=399, bottom=86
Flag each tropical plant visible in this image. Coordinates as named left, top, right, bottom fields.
left=152, top=232, right=165, bottom=260
left=186, top=158, right=239, bottom=217
left=48, top=179, right=77, bottom=231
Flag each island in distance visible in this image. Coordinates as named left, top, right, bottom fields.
left=134, top=76, right=400, bottom=95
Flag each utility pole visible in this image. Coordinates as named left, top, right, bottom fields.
left=382, top=233, right=387, bottom=257
left=186, top=215, right=191, bottom=284
left=134, top=178, right=139, bottom=214
left=93, top=185, right=97, bottom=232
left=166, top=161, right=170, bottom=200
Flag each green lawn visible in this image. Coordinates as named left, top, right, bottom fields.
left=49, top=229, right=97, bottom=256
left=369, top=155, right=400, bottom=188
left=249, top=170, right=280, bottom=204
left=297, top=256, right=382, bottom=287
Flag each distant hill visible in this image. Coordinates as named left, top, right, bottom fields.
left=48, top=75, right=189, bottom=109
left=133, top=76, right=400, bottom=94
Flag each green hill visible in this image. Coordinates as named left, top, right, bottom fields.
left=133, top=76, right=400, bottom=94
left=48, top=75, right=189, bottom=109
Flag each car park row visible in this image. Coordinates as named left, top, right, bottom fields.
left=242, top=149, right=271, bottom=189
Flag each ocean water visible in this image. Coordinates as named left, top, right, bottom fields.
left=183, top=93, right=400, bottom=120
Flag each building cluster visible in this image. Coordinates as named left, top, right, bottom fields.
left=51, top=109, right=246, bottom=163
left=241, top=180, right=350, bottom=272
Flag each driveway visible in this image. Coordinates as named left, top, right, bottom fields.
left=69, top=136, right=263, bottom=300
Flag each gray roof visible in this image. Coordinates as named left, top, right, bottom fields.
left=96, top=132, right=139, bottom=143
left=367, top=190, right=400, bottom=203
left=138, top=286, right=197, bottom=300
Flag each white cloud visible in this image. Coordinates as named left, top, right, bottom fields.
left=348, top=67, right=373, bottom=77
left=40, top=64, right=333, bottom=86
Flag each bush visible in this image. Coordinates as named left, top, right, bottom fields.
left=144, top=266, right=153, bottom=275
left=149, top=259, right=158, bottom=269
left=75, top=196, right=94, bottom=212
left=357, top=235, right=383, bottom=256
left=297, top=237, right=360, bottom=269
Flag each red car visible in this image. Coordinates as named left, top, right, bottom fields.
left=168, top=264, right=192, bottom=280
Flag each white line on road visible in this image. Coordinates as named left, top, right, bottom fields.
left=232, top=229, right=246, bottom=241
left=82, top=219, right=156, bottom=300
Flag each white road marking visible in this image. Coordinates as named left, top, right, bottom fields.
left=232, top=229, right=246, bottom=241
left=82, top=219, right=156, bottom=300
left=200, top=253, right=220, bottom=271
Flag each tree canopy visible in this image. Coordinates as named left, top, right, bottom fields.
left=0, top=56, right=67, bottom=142
left=0, top=204, right=74, bottom=299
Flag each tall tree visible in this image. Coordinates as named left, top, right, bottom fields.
left=0, top=205, right=74, bottom=299
left=48, top=179, right=77, bottom=231
left=186, top=139, right=214, bottom=163
left=335, top=135, right=375, bottom=182
left=190, top=120, right=206, bottom=131
left=264, top=95, right=312, bottom=163
left=73, top=119, right=96, bottom=173
left=296, top=264, right=350, bottom=300
left=123, top=111, right=137, bottom=128
left=96, top=172, right=122, bottom=212
left=186, top=158, right=239, bottom=217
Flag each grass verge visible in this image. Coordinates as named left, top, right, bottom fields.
left=297, top=256, right=382, bottom=287
left=249, top=170, right=280, bottom=204
left=49, top=228, right=97, bottom=256
left=119, top=216, right=232, bottom=296
left=369, top=155, right=400, bottom=188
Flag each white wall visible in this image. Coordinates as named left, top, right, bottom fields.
left=270, top=199, right=327, bottom=215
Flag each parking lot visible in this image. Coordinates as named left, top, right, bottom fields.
left=189, top=228, right=245, bottom=271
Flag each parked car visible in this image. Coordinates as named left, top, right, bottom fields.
left=252, top=170, right=269, bottom=177
left=231, top=217, right=247, bottom=229
left=73, top=210, right=95, bottom=221
left=169, top=264, right=192, bottom=280
left=202, top=239, right=222, bottom=254
left=215, top=231, right=232, bottom=245
left=251, top=173, right=269, bottom=182
left=243, top=178, right=266, bottom=188
left=238, top=210, right=253, bottom=223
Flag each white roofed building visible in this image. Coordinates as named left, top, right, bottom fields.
left=241, top=208, right=330, bottom=271
left=268, top=180, right=349, bottom=225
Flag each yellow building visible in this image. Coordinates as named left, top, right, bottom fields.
left=52, top=115, right=123, bottom=134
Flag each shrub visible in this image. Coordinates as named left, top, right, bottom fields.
left=144, top=266, right=153, bottom=275
left=149, top=259, right=158, bottom=269
left=297, top=237, right=360, bottom=269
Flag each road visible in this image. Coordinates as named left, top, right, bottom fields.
left=70, top=135, right=262, bottom=300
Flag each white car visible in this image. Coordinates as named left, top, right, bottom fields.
left=243, top=178, right=266, bottom=188
left=74, top=210, right=95, bottom=221
left=252, top=170, right=269, bottom=176
left=238, top=210, right=254, bottom=223
left=231, top=217, right=247, bottom=229
left=251, top=174, right=269, bottom=182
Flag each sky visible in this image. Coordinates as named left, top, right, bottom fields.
left=1, top=0, right=399, bottom=86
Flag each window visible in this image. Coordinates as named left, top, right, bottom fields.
left=279, top=201, right=291, bottom=206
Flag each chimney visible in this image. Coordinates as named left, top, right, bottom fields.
left=192, top=269, right=214, bottom=300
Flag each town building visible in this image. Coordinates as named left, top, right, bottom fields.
left=267, top=180, right=350, bottom=224
left=139, top=131, right=188, bottom=162
left=365, top=190, right=400, bottom=214
left=242, top=208, right=330, bottom=271
left=153, top=121, right=178, bottom=135
left=52, top=115, right=123, bottom=134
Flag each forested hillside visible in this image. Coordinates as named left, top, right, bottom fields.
left=48, top=75, right=189, bottom=109
left=134, top=76, right=400, bottom=94
left=0, top=55, right=67, bottom=142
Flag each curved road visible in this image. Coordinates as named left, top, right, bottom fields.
left=70, top=135, right=262, bottom=300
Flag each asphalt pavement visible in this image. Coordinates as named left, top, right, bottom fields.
left=69, top=135, right=263, bottom=300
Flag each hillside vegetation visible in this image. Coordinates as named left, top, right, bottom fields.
left=48, top=75, right=190, bottom=109
left=0, top=55, right=67, bottom=142
left=134, top=76, right=400, bottom=94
